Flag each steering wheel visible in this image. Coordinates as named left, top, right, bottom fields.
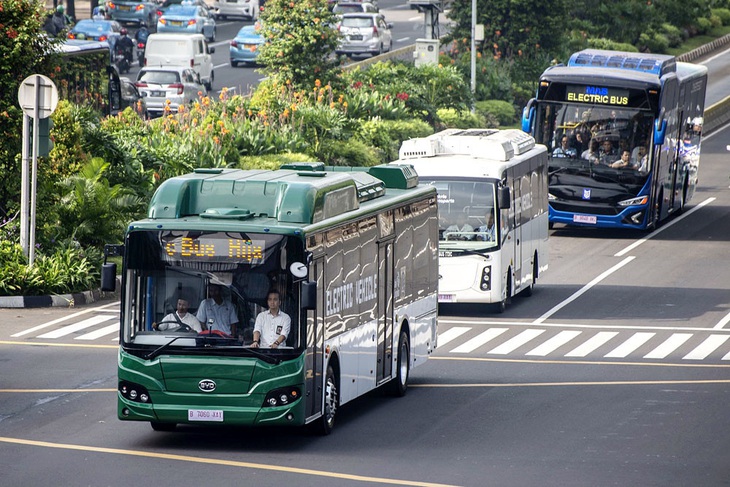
left=155, top=320, right=194, bottom=333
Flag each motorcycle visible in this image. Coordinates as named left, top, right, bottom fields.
left=114, top=46, right=132, bottom=74
left=137, top=40, right=146, bottom=67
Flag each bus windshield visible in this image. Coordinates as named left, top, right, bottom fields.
left=423, top=178, right=499, bottom=250
left=121, top=230, right=306, bottom=354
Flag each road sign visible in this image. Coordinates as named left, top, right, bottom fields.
left=17, top=74, right=59, bottom=119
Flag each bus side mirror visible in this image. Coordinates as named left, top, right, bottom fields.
left=498, top=187, right=511, bottom=209
left=101, top=263, right=117, bottom=292
left=521, top=98, right=535, bottom=133
left=301, top=281, right=317, bottom=310
left=653, top=109, right=666, bottom=145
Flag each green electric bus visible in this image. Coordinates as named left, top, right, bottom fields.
left=102, top=163, right=439, bottom=434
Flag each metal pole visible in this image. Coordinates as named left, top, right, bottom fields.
left=470, top=0, right=476, bottom=96
left=20, top=114, right=29, bottom=257
left=29, top=77, right=40, bottom=266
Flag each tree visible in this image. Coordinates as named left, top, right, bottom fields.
left=257, top=0, right=341, bottom=89
left=0, top=0, right=60, bottom=220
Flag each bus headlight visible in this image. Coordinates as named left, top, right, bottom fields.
left=480, top=266, right=492, bottom=291
left=119, top=380, right=152, bottom=404
left=618, top=196, right=648, bottom=207
left=548, top=193, right=557, bottom=201
left=262, top=387, right=301, bottom=408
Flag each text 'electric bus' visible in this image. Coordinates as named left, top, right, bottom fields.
left=394, top=129, right=549, bottom=312
left=102, top=163, right=439, bottom=434
left=522, top=49, right=708, bottom=230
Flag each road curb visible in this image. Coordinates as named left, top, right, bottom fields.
left=0, top=277, right=121, bottom=309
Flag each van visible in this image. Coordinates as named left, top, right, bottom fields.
left=214, top=0, right=259, bottom=20
left=144, top=33, right=216, bottom=91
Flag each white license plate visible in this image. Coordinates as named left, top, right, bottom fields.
left=349, top=35, right=363, bottom=40
left=171, top=21, right=183, bottom=26
left=573, top=214, right=597, bottom=224
left=188, top=409, right=224, bottom=422
left=150, top=90, right=165, bottom=97
left=438, top=294, right=455, bottom=303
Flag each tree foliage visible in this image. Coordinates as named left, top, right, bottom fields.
left=257, top=0, right=341, bottom=89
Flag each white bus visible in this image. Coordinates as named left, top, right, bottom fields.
left=395, top=129, right=549, bottom=311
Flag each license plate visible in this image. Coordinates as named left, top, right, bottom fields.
left=188, top=409, right=224, bottom=422
left=438, top=294, right=455, bottom=303
left=119, top=5, right=131, bottom=10
left=171, top=20, right=183, bottom=26
left=573, top=214, right=597, bottom=224
left=150, top=90, right=165, bottom=97
left=244, top=44, right=257, bottom=51
left=349, top=35, right=363, bottom=40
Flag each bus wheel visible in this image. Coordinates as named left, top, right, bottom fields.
left=315, top=364, right=338, bottom=435
left=150, top=422, right=176, bottom=432
left=495, top=273, right=511, bottom=313
left=521, top=255, right=538, bottom=297
left=388, top=330, right=410, bottom=397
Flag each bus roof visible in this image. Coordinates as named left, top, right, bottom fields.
left=395, top=129, right=547, bottom=179
left=142, top=164, right=433, bottom=229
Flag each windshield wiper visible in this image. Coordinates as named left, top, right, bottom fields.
left=145, top=335, right=280, bottom=364
left=145, top=335, right=191, bottom=360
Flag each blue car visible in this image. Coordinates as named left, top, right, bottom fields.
left=108, top=1, right=158, bottom=26
left=67, top=19, right=122, bottom=43
left=229, top=24, right=264, bottom=67
left=157, top=5, right=217, bottom=42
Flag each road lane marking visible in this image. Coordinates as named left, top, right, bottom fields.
left=412, top=379, right=730, bottom=388
left=37, top=314, right=116, bottom=339
left=436, top=326, right=470, bottom=347
left=614, top=197, right=715, bottom=257
left=450, top=328, right=507, bottom=353
left=565, top=331, right=618, bottom=357
left=488, top=329, right=545, bottom=354
left=532, top=257, right=635, bottom=324
left=714, top=311, right=730, bottom=329
left=604, top=332, right=655, bottom=358
left=429, top=355, right=730, bottom=367
left=683, top=334, right=730, bottom=360
left=0, top=340, right=118, bottom=349
left=0, top=437, right=459, bottom=487
left=10, top=301, right=119, bottom=337
left=526, top=330, right=582, bottom=356
left=644, top=333, right=693, bottom=359
left=76, top=323, right=119, bottom=340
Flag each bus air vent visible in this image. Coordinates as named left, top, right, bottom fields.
left=199, top=208, right=254, bottom=219
left=368, top=164, right=418, bottom=190
left=568, top=49, right=676, bottom=76
left=279, top=162, right=326, bottom=172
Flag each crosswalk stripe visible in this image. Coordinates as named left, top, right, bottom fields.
left=604, top=332, right=655, bottom=358
left=644, top=333, right=693, bottom=359
left=37, top=315, right=116, bottom=339
left=450, top=328, right=508, bottom=354
left=683, top=335, right=730, bottom=360
left=565, top=331, right=618, bottom=357
left=488, top=329, right=545, bottom=355
left=75, top=323, right=119, bottom=340
left=526, top=330, right=582, bottom=356
left=437, top=326, right=471, bottom=347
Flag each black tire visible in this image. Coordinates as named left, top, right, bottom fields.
left=209, top=28, right=216, bottom=43
left=388, top=330, right=410, bottom=397
left=314, top=364, right=338, bottom=435
left=495, top=272, right=511, bottom=313
left=521, top=254, right=538, bottom=297
left=231, top=60, right=238, bottom=67
left=150, top=422, right=176, bottom=432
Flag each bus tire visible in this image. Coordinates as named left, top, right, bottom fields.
left=314, top=364, right=338, bottom=435
left=495, top=273, right=512, bottom=312
left=521, top=254, right=538, bottom=297
left=388, top=329, right=410, bottom=397
left=150, top=421, right=176, bottom=432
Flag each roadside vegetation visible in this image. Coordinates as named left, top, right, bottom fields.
left=1, top=0, right=729, bottom=296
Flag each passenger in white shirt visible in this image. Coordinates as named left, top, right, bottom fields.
left=155, top=298, right=202, bottom=332
left=251, top=290, right=291, bottom=348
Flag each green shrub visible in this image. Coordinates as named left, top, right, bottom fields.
left=316, top=138, right=381, bottom=167
left=660, top=23, right=683, bottom=48
left=436, top=108, right=485, bottom=129
left=712, top=8, right=730, bottom=25
left=357, top=118, right=433, bottom=163
left=239, top=152, right=318, bottom=170
left=587, top=38, right=639, bottom=52
left=694, top=17, right=713, bottom=34
left=475, top=100, right=516, bottom=126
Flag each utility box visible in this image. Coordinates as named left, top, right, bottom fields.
left=414, top=38, right=439, bottom=67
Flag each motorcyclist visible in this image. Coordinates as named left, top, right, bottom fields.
left=92, top=6, right=106, bottom=20
left=117, top=28, right=135, bottom=65
left=134, top=22, right=150, bottom=44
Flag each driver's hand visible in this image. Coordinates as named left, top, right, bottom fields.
left=250, top=342, right=259, bottom=348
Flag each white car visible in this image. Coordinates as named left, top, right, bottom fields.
left=214, top=0, right=259, bottom=20
left=337, top=13, right=393, bottom=57
left=135, top=66, right=207, bottom=118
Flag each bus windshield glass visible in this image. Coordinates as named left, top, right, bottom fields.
left=423, top=178, right=499, bottom=249
left=121, top=230, right=305, bottom=353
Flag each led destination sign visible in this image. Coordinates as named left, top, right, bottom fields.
left=566, top=85, right=629, bottom=105
left=162, top=234, right=265, bottom=263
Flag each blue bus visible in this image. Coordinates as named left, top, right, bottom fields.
left=522, top=49, right=708, bottom=230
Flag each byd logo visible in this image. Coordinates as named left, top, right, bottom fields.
left=198, top=379, right=216, bottom=392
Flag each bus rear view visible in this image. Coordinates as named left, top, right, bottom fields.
left=522, top=49, right=708, bottom=230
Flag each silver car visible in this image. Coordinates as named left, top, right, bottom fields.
left=135, top=66, right=207, bottom=118
left=336, top=13, right=393, bottom=57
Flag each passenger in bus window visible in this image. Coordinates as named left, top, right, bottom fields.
left=251, top=290, right=291, bottom=348
left=581, top=139, right=600, bottom=164
left=552, top=135, right=577, bottom=158
left=477, top=213, right=496, bottom=242
left=632, top=145, right=649, bottom=173
left=610, top=150, right=632, bottom=169
left=154, top=298, right=202, bottom=332
left=598, top=140, right=617, bottom=165
left=445, top=214, right=474, bottom=240
left=196, top=284, right=239, bottom=337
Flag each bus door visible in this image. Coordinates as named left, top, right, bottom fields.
left=663, top=77, right=682, bottom=211
left=376, top=240, right=394, bottom=384
left=509, top=169, right=523, bottom=294
left=305, top=256, right=325, bottom=421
